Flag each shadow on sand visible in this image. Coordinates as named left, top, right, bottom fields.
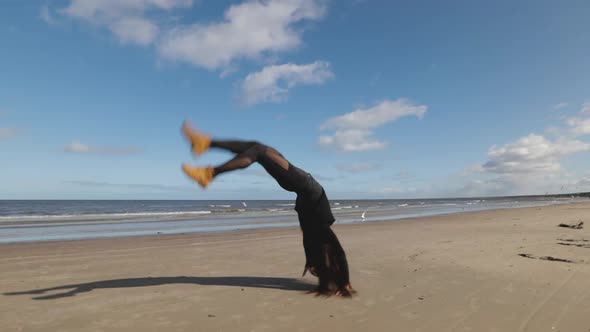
left=3, top=276, right=315, bottom=300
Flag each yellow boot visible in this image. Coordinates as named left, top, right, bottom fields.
left=182, top=121, right=211, bottom=155
left=182, top=165, right=215, bottom=188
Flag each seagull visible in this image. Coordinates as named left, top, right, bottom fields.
left=242, top=201, right=247, bottom=208
left=361, top=208, right=368, bottom=222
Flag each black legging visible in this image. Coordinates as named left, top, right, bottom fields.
left=211, top=140, right=307, bottom=193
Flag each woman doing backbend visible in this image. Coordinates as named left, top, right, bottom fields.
left=181, top=122, right=354, bottom=297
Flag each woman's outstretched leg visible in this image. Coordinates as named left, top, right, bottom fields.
left=182, top=122, right=261, bottom=187
left=182, top=143, right=295, bottom=188
left=183, top=121, right=263, bottom=155
left=181, top=122, right=294, bottom=188
left=182, top=144, right=263, bottom=188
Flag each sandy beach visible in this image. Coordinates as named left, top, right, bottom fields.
left=2, top=202, right=590, bottom=332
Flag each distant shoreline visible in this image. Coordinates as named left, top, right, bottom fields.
left=1, top=191, right=590, bottom=201
left=1, top=198, right=587, bottom=245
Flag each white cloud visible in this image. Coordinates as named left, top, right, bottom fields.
left=319, top=129, right=386, bottom=152
left=565, top=102, right=590, bottom=136
left=455, top=177, right=519, bottom=197
left=55, top=0, right=326, bottom=70
left=59, top=0, right=192, bottom=45
left=468, top=100, right=590, bottom=196
left=318, top=98, right=427, bottom=152
left=63, top=0, right=192, bottom=17
left=158, top=0, right=326, bottom=69
left=481, top=134, right=590, bottom=175
left=321, top=98, right=427, bottom=130
left=40, top=4, right=56, bottom=25
left=552, top=102, right=569, bottom=111
left=459, top=171, right=589, bottom=197
left=63, top=141, right=142, bottom=156
left=0, top=128, right=18, bottom=140
left=566, top=117, right=590, bottom=136
left=367, top=185, right=422, bottom=196
left=66, top=180, right=191, bottom=192
left=109, top=16, right=159, bottom=45
left=240, top=61, right=333, bottom=105
left=336, top=162, right=380, bottom=173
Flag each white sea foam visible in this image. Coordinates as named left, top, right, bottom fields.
left=0, top=198, right=583, bottom=244
left=0, top=210, right=212, bottom=221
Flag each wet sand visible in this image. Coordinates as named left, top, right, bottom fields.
left=2, top=202, right=590, bottom=331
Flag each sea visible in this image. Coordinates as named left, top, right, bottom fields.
left=0, top=196, right=586, bottom=243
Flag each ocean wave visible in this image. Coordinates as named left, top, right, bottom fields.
left=332, top=206, right=353, bottom=210
left=0, top=210, right=213, bottom=221
left=209, top=204, right=232, bottom=208
left=213, top=208, right=251, bottom=214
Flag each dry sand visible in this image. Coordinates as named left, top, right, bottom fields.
left=2, top=202, right=590, bottom=332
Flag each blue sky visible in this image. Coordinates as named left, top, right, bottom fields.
left=1, top=0, right=590, bottom=200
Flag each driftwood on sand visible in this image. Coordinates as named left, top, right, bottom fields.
left=557, top=221, right=584, bottom=229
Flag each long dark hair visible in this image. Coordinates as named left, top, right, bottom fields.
left=302, top=227, right=355, bottom=297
